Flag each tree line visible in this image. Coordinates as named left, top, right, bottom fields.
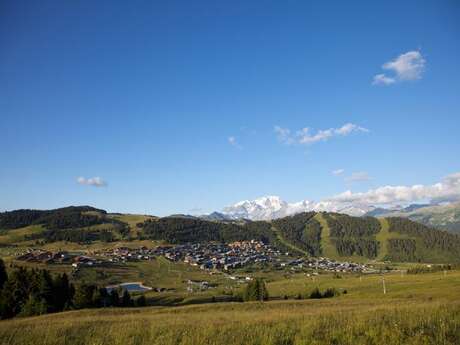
left=0, top=259, right=139, bottom=320
left=324, top=214, right=380, bottom=259
left=0, top=206, right=108, bottom=230
left=334, top=238, right=379, bottom=258
left=272, top=212, right=321, bottom=256
left=27, top=224, right=128, bottom=244
left=388, top=217, right=460, bottom=255
left=325, top=214, right=381, bottom=238
left=140, top=217, right=276, bottom=244
left=387, top=238, right=418, bottom=262
left=242, top=278, right=341, bottom=302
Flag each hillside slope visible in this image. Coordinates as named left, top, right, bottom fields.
left=272, top=212, right=460, bottom=263
left=2, top=207, right=460, bottom=263
left=365, top=202, right=460, bottom=234
left=0, top=206, right=131, bottom=244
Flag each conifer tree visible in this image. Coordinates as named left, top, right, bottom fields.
left=0, top=258, right=7, bottom=290
left=109, top=289, right=119, bottom=307
left=121, top=290, right=132, bottom=307
left=243, top=279, right=269, bottom=301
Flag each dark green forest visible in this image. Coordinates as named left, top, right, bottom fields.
left=326, top=214, right=381, bottom=237
left=0, top=207, right=130, bottom=244
left=387, top=217, right=460, bottom=262
left=387, top=239, right=418, bottom=262
left=0, top=206, right=107, bottom=230
left=140, top=217, right=276, bottom=244
left=324, top=214, right=381, bottom=259
left=0, top=259, right=136, bottom=320
left=272, top=213, right=322, bottom=256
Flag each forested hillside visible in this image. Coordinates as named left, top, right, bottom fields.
left=0, top=206, right=107, bottom=230
left=140, top=217, right=276, bottom=244
left=0, top=206, right=129, bottom=244
left=323, top=214, right=381, bottom=259
left=386, top=217, right=460, bottom=262
left=271, top=212, right=460, bottom=262
left=1, top=206, right=460, bottom=263
left=272, top=213, right=322, bottom=256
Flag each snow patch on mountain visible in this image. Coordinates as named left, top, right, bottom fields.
left=221, top=196, right=375, bottom=220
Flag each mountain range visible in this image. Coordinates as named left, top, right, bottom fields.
left=217, top=196, right=460, bottom=234
left=2, top=206, right=460, bottom=263
left=221, top=196, right=374, bottom=219
left=366, top=202, right=460, bottom=234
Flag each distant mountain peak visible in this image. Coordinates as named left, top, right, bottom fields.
left=216, top=197, right=460, bottom=233
left=221, top=195, right=374, bottom=220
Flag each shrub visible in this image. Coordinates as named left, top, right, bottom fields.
left=309, top=287, right=340, bottom=299
left=135, top=295, right=147, bottom=307
left=243, top=279, right=269, bottom=302
left=310, top=288, right=322, bottom=299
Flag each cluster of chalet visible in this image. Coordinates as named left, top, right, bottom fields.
left=301, top=257, right=371, bottom=273
left=94, top=246, right=157, bottom=262
left=162, top=240, right=281, bottom=271
left=186, top=279, right=211, bottom=292
left=15, top=243, right=371, bottom=274
left=16, top=249, right=99, bottom=268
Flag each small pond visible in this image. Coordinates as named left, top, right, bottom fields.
left=106, top=282, right=152, bottom=293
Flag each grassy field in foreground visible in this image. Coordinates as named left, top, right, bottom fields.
left=0, top=270, right=459, bottom=345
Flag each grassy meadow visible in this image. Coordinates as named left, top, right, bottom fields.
left=1, top=270, right=459, bottom=345
left=1, top=211, right=460, bottom=344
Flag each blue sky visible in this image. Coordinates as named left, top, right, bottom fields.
left=1, top=1, right=459, bottom=215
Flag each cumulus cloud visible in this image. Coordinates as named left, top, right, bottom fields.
left=228, top=136, right=243, bottom=149
left=274, top=126, right=294, bottom=145
left=327, top=172, right=460, bottom=205
left=373, top=50, right=425, bottom=86
left=77, top=176, right=107, bottom=187
left=332, top=169, right=345, bottom=176
left=297, top=127, right=334, bottom=144
left=345, top=171, right=372, bottom=183
left=372, top=74, right=396, bottom=85
left=274, top=123, right=368, bottom=146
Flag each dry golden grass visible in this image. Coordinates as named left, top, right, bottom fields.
left=1, top=270, right=459, bottom=345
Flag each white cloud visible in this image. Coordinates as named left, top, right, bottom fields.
left=345, top=171, right=371, bottom=183
left=228, top=136, right=242, bottom=149
left=77, top=176, right=107, bottom=187
left=328, top=172, right=460, bottom=205
left=335, top=123, right=369, bottom=135
left=373, top=50, right=425, bottom=86
left=297, top=127, right=334, bottom=144
left=383, top=51, right=426, bottom=80
left=274, top=126, right=294, bottom=145
left=372, top=74, right=396, bottom=85
left=222, top=172, right=460, bottom=219
left=275, top=123, right=368, bottom=146
left=332, top=169, right=345, bottom=176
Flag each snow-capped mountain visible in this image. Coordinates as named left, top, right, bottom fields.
left=218, top=196, right=460, bottom=233
left=221, top=196, right=375, bottom=220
